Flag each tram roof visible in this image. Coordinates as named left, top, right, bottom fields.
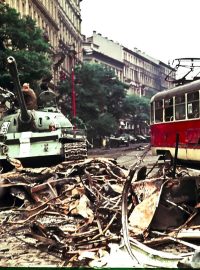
left=150, top=79, right=200, bottom=102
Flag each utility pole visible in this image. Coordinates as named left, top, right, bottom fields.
left=71, top=66, right=76, bottom=118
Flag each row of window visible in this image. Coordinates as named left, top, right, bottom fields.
left=123, top=52, right=156, bottom=73
left=151, top=91, right=200, bottom=123
left=124, top=68, right=154, bottom=87
left=59, top=0, right=81, bottom=30
left=123, top=51, right=171, bottom=77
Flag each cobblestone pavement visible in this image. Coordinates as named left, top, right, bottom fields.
left=88, top=143, right=158, bottom=169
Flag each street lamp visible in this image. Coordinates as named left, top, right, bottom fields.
left=71, top=65, right=76, bottom=118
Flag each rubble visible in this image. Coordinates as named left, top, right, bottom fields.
left=1, top=149, right=200, bottom=268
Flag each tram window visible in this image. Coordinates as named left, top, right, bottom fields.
left=155, top=100, right=163, bottom=122
left=187, top=91, right=199, bottom=119
left=150, top=103, right=154, bottom=123
left=164, top=98, right=173, bottom=122
left=175, top=95, right=185, bottom=120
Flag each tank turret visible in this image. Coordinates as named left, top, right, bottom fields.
left=7, top=56, right=35, bottom=131
left=0, top=56, right=87, bottom=171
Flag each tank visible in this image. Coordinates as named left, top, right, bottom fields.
left=0, top=56, right=87, bottom=170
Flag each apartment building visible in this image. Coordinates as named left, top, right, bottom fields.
left=3, top=0, right=83, bottom=83
left=83, top=31, right=124, bottom=82
left=124, top=47, right=175, bottom=97
left=83, top=31, right=175, bottom=98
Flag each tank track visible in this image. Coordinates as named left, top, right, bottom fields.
left=64, top=141, right=87, bottom=161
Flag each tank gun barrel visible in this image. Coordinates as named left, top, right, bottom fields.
left=7, top=56, right=32, bottom=123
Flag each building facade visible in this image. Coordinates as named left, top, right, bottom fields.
left=124, top=47, right=175, bottom=97
left=83, top=31, right=124, bottom=82
left=3, top=0, right=83, bottom=84
left=83, top=31, right=175, bottom=98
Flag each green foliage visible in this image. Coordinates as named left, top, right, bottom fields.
left=123, top=94, right=150, bottom=128
left=71, top=116, right=86, bottom=129
left=0, top=3, right=51, bottom=89
left=57, top=62, right=127, bottom=137
left=75, top=63, right=127, bottom=122
left=57, top=62, right=150, bottom=138
left=57, top=79, right=71, bottom=117
left=89, top=113, right=118, bottom=138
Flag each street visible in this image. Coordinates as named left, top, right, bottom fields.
left=88, top=143, right=158, bottom=169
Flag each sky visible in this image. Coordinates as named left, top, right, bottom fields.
left=80, top=0, right=200, bottom=65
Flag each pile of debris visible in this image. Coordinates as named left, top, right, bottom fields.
left=1, top=152, right=200, bottom=268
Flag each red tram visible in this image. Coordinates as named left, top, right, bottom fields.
left=150, top=78, right=200, bottom=163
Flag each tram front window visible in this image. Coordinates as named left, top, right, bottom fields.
left=187, top=91, right=199, bottom=119
left=165, top=98, right=173, bottom=121
left=155, top=100, right=163, bottom=122
left=175, top=95, right=185, bottom=120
